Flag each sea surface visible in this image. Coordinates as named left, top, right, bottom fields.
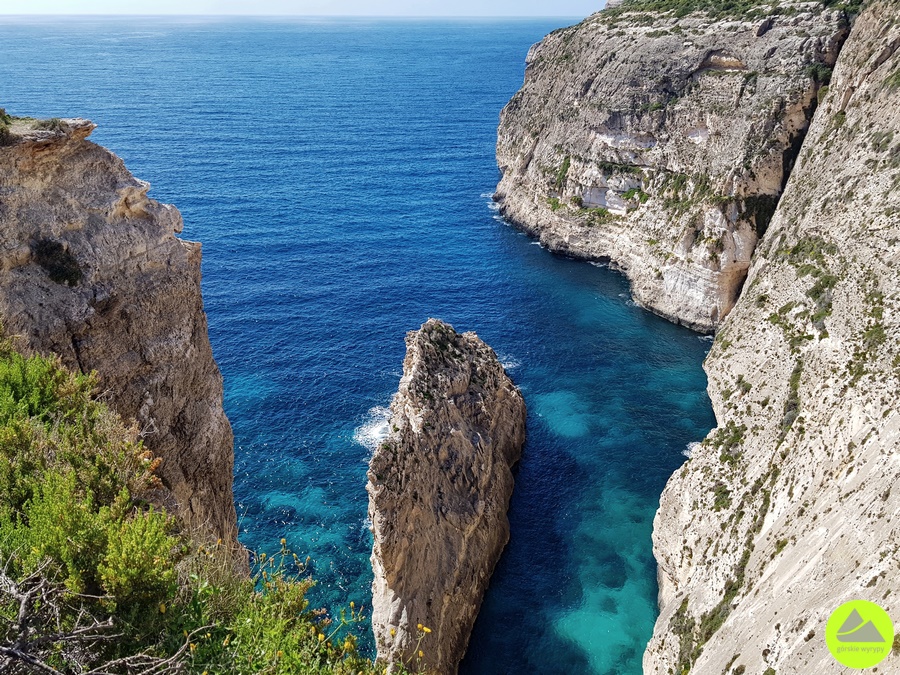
left=0, top=17, right=716, bottom=674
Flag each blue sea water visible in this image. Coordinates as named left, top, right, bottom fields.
left=0, top=17, right=716, bottom=674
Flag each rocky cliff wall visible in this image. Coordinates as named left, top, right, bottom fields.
left=645, top=2, right=900, bottom=672
left=367, top=319, right=526, bottom=675
left=496, top=1, right=847, bottom=331
left=0, top=118, right=237, bottom=546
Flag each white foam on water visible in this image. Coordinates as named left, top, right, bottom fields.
left=589, top=261, right=608, bottom=268
left=698, top=334, right=714, bottom=343
left=683, top=441, right=702, bottom=459
left=353, top=405, right=392, bottom=452
left=498, top=353, right=521, bottom=372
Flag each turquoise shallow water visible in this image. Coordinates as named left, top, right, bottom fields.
left=0, top=17, right=715, bottom=674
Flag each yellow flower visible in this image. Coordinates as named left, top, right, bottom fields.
left=276, top=650, right=283, bottom=658
left=223, top=635, right=231, bottom=647
left=418, top=650, right=424, bottom=658
left=417, top=623, right=423, bottom=630
left=423, top=626, right=431, bottom=634
left=260, top=552, right=267, bottom=561
left=158, top=602, right=166, bottom=614
left=390, top=628, right=396, bottom=637
left=190, top=643, right=197, bottom=653
left=318, top=633, right=326, bottom=642
left=350, top=601, right=355, bottom=609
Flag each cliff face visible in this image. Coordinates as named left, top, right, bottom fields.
left=367, top=319, right=526, bottom=675
left=645, top=2, right=900, bottom=673
left=0, top=118, right=237, bottom=545
left=496, top=1, right=847, bottom=331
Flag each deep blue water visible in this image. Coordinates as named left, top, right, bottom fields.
left=0, top=17, right=716, bottom=674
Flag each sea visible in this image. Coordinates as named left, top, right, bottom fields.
left=0, top=17, right=716, bottom=674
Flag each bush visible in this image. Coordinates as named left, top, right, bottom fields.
left=34, top=117, right=63, bottom=131
left=0, top=340, right=392, bottom=674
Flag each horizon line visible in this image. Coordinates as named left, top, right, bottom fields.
left=0, top=13, right=588, bottom=18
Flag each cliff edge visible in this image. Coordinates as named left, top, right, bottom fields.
left=646, top=2, right=900, bottom=672
left=0, top=116, right=237, bottom=546
left=496, top=1, right=847, bottom=331
left=367, top=319, right=526, bottom=675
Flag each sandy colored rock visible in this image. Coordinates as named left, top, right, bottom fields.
left=645, top=2, right=900, bottom=673
left=0, top=117, right=237, bottom=547
left=496, top=1, right=847, bottom=331
left=367, top=319, right=526, bottom=675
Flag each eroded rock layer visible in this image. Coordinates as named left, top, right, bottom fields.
left=496, top=1, right=848, bottom=331
left=646, top=2, right=900, bottom=673
left=0, top=118, right=237, bottom=545
left=368, top=319, right=526, bottom=675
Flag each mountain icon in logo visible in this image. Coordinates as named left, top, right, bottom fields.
left=836, top=609, right=887, bottom=643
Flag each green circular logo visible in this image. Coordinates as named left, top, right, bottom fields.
left=826, top=600, right=894, bottom=669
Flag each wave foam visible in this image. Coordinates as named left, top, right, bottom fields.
left=353, top=406, right=392, bottom=452
left=683, top=441, right=702, bottom=459
left=498, top=353, right=521, bottom=372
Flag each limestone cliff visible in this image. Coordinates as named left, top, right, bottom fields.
left=367, top=319, right=526, bottom=675
left=645, top=2, right=900, bottom=673
left=496, top=1, right=847, bottom=331
left=0, top=117, right=237, bottom=546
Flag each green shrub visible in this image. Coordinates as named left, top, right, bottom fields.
left=806, top=63, right=833, bottom=85
left=555, top=155, right=571, bottom=190
left=0, top=340, right=391, bottom=674
left=34, top=117, right=63, bottom=131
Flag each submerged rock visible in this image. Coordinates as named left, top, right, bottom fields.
left=367, top=319, right=526, bottom=675
left=0, top=117, right=237, bottom=548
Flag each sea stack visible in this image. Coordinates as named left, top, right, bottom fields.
left=367, top=319, right=526, bottom=675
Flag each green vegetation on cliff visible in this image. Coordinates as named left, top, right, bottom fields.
left=0, top=340, right=390, bottom=674
left=604, top=0, right=864, bottom=21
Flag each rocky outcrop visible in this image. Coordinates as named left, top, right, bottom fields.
left=645, top=2, right=900, bottom=673
left=496, top=1, right=848, bottom=331
left=0, top=117, right=237, bottom=546
left=367, top=319, right=526, bottom=675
